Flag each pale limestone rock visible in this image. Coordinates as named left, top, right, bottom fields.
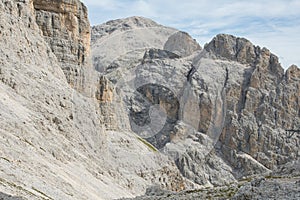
left=92, top=18, right=240, bottom=187
left=164, top=31, right=201, bottom=57
left=91, top=16, right=177, bottom=73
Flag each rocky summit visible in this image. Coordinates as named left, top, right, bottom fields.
left=0, top=1, right=299, bottom=200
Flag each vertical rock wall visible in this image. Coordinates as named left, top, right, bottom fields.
left=205, top=34, right=300, bottom=174
left=33, top=0, right=93, bottom=95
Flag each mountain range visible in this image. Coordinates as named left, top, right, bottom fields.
left=0, top=1, right=299, bottom=199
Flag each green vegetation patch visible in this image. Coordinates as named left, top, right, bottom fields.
left=137, top=137, right=158, bottom=152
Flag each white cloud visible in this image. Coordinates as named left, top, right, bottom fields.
left=82, top=0, right=300, bottom=68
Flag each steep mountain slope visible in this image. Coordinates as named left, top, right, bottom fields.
left=0, top=1, right=185, bottom=199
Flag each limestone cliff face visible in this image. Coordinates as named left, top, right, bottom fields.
left=205, top=34, right=299, bottom=173
left=33, top=0, right=92, bottom=94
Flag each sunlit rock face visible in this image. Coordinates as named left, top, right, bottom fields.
left=33, top=0, right=92, bottom=94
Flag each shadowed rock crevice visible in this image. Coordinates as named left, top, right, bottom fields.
left=237, top=67, right=256, bottom=120
left=0, top=192, right=24, bottom=200
left=142, top=49, right=180, bottom=63
left=186, top=65, right=196, bottom=83
left=130, top=83, right=180, bottom=149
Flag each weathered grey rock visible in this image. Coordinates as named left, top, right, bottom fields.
left=204, top=34, right=258, bottom=65
left=91, top=16, right=166, bottom=41
left=91, top=16, right=177, bottom=73
left=232, top=176, right=300, bottom=200
left=126, top=176, right=300, bottom=200
left=92, top=19, right=240, bottom=188
left=205, top=34, right=299, bottom=175
left=164, top=31, right=201, bottom=57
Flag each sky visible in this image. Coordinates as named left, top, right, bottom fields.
left=81, top=0, right=300, bottom=69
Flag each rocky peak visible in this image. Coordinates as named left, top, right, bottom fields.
left=205, top=33, right=284, bottom=81
left=204, top=34, right=257, bottom=65
left=164, top=31, right=201, bottom=57
left=91, top=16, right=177, bottom=73
left=104, top=16, right=161, bottom=29
left=91, top=15, right=299, bottom=186
left=91, top=16, right=167, bottom=42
